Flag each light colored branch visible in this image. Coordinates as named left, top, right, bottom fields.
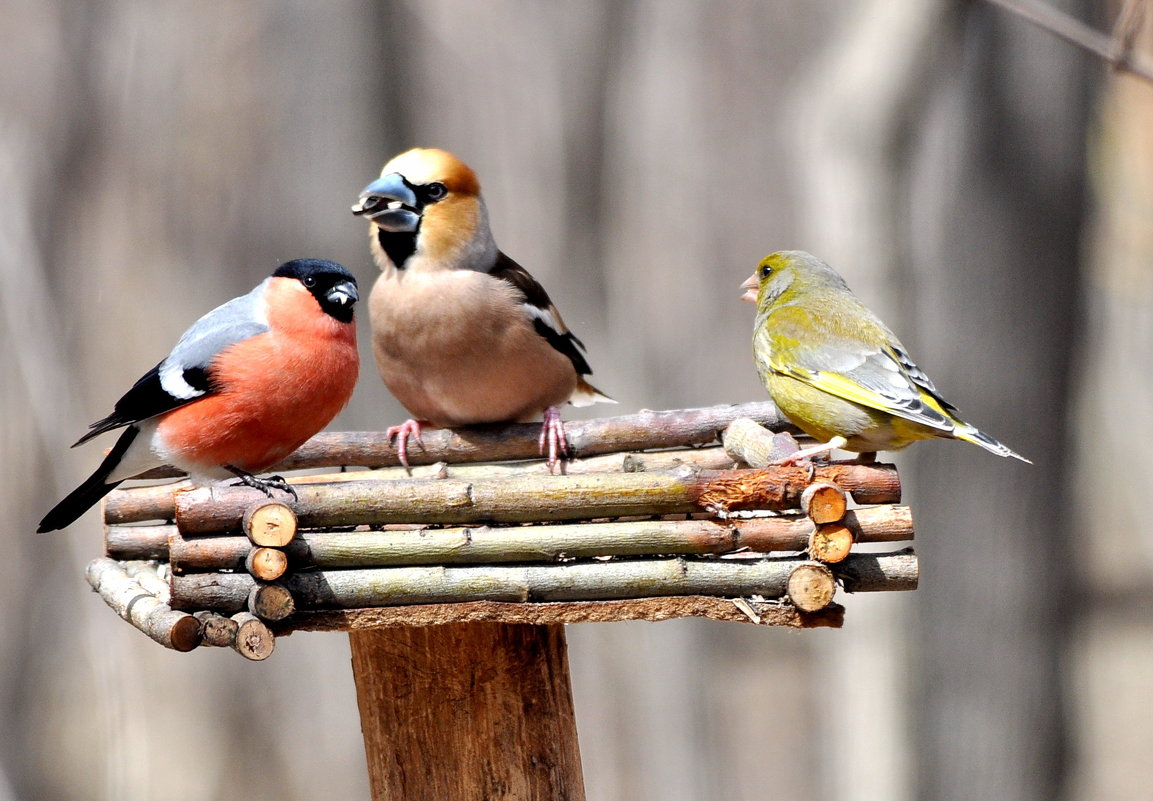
left=85, top=558, right=201, bottom=651
left=982, top=0, right=1153, bottom=84
left=169, top=550, right=918, bottom=614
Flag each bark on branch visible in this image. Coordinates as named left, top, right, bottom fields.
left=144, top=504, right=913, bottom=573
left=169, top=550, right=918, bottom=613
left=132, top=401, right=792, bottom=479
left=150, top=462, right=897, bottom=534
left=85, top=558, right=201, bottom=651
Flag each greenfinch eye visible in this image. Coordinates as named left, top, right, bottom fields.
left=759, top=264, right=772, bottom=279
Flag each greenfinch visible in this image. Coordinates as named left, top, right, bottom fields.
left=740, top=250, right=1029, bottom=463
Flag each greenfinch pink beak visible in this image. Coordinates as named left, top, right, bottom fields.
left=739, top=273, right=759, bottom=303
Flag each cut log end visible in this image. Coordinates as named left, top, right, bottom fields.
left=245, top=546, right=289, bottom=581
left=231, top=612, right=276, bottom=660
left=800, top=482, right=847, bottom=524
left=786, top=563, right=837, bottom=612
left=194, top=610, right=241, bottom=647
left=248, top=583, right=296, bottom=621
left=242, top=501, right=297, bottom=547
left=167, top=614, right=204, bottom=652
left=808, top=522, right=855, bottom=564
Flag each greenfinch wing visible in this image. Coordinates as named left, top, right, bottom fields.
left=764, top=305, right=958, bottom=434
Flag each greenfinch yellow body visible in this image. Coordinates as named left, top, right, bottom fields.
left=741, top=251, right=1029, bottom=463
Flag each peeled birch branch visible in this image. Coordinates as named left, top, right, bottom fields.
left=169, top=551, right=918, bottom=613
left=85, top=558, right=201, bottom=651
left=134, top=401, right=792, bottom=479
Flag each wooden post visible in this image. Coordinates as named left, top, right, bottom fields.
left=349, top=623, right=586, bottom=801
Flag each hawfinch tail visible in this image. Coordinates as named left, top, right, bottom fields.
left=351, top=147, right=612, bottom=468
left=38, top=259, right=360, bottom=532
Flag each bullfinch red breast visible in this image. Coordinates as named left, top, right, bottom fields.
left=38, top=258, right=360, bottom=533
left=351, top=147, right=613, bottom=469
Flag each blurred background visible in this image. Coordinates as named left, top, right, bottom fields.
left=3, top=1, right=1150, bottom=799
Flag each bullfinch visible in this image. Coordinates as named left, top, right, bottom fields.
left=38, top=258, right=360, bottom=532
left=351, top=147, right=613, bottom=469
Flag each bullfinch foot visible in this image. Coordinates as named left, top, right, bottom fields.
left=387, top=419, right=428, bottom=470
left=538, top=406, right=570, bottom=472
left=225, top=466, right=298, bottom=500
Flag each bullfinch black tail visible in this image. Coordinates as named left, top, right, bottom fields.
left=38, top=427, right=136, bottom=533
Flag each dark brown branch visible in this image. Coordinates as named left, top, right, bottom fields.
left=279, top=596, right=845, bottom=632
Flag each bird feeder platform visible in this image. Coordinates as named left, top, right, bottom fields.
left=87, top=402, right=917, bottom=800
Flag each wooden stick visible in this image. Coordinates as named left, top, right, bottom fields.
left=248, top=583, right=295, bottom=621
left=85, top=558, right=202, bottom=652
left=111, top=504, right=914, bottom=567
left=243, top=501, right=297, bottom=546
left=836, top=547, right=919, bottom=592
left=169, top=551, right=917, bottom=613
left=132, top=401, right=793, bottom=479
left=194, top=611, right=240, bottom=647
left=161, top=463, right=898, bottom=534
left=980, top=0, right=1153, bottom=84
left=156, top=505, right=912, bottom=573
left=723, top=417, right=801, bottom=466
left=801, top=482, right=848, bottom=524
left=245, top=546, right=289, bottom=581
left=290, top=446, right=739, bottom=484
left=278, top=596, right=845, bottom=632
left=350, top=623, right=585, bottom=801
left=231, top=612, right=275, bottom=661
left=106, top=524, right=171, bottom=560
left=808, top=523, right=855, bottom=564
left=103, top=445, right=741, bottom=526
left=122, top=560, right=172, bottom=601
left=786, top=563, right=837, bottom=612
